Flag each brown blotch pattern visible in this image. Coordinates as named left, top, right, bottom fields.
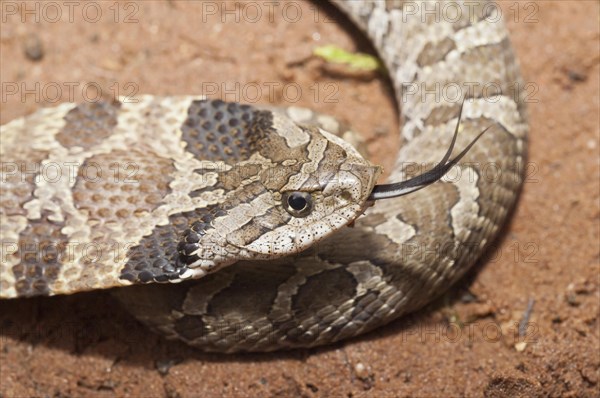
left=0, top=150, right=49, bottom=217
left=205, top=265, right=293, bottom=322
left=378, top=186, right=461, bottom=284
left=423, top=103, right=462, bottom=127
left=385, top=0, right=403, bottom=11
left=292, top=268, right=357, bottom=316
left=314, top=221, right=400, bottom=268
left=194, top=162, right=263, bottom=195
left=72, top=148, right=174, bottom=225
left=56, top=100, right=121, bottom=150
left=251, top=112, right=308, bottom=165
left=454, top=39, right=519, bottom=101
left=417, top=37, right=457, bottom=67
left=13, top=211, right=67, bottom=296
left=314, top=140, right=348, bottom=189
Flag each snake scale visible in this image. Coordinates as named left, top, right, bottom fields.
left=0, top=0, right=528, bottom=352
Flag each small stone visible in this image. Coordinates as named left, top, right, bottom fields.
left=354, top=362, right=369, bottom=379
left=460, top=291, right=478, bottom=303
left=24, top=33, right=44, bottom=61
left=101, top=58, right=123, bottom=71
left=305, top=383, right=318, bottom=393
left=515, top=342, right=527, bottom=352
left=565, top=283, right=583, bottom=306
left=566, top=68, right=587, bottom=82
left=155, top=358, right=182, bottom=375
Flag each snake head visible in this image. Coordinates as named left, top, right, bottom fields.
left=173, top=106, right=381, bottom=280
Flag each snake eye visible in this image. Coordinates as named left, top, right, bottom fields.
left=282, top=191, right=313, bottom=218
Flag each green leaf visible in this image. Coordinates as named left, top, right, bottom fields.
left=313, top=45, right=381, bottom=72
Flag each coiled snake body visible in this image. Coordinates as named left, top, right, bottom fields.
left=0, top=1, right=528, bottom=352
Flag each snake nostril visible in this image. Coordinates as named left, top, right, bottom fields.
left=339, top=191, right=352, bottom=202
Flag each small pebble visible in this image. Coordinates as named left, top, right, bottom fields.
left=354, top=362, right=369, bottom=379
left=24, top=33, right=44, bottom=62
left=514, top=342, right=527, bottom=352
left=155, top=358, right=182, bottom=375
left=586, top=139, right=596, bottom=149
left=567, top=68, right=587, bottom=82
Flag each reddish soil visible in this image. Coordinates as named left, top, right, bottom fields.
left=1, top=1, right=598, bottom=397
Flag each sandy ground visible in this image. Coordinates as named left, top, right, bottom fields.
left=0, top=1, right=598, bottom=397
